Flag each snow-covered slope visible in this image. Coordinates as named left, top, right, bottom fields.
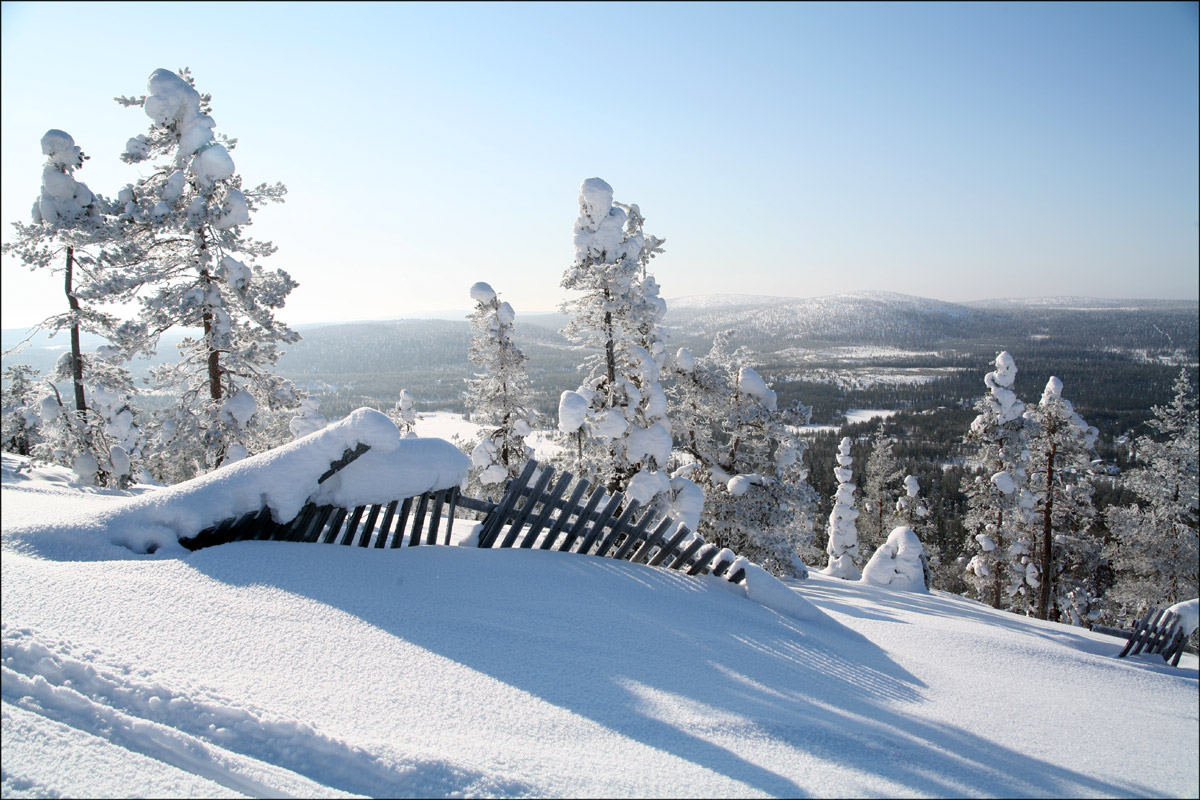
left=3, top=453, right=1197, bottom=798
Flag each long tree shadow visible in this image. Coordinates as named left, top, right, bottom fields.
left=186, top=542, right=1168, bottom=798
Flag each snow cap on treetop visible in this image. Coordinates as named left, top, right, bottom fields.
left=1041, top=376, right=1064, bottom=404
left=40, top=130, right=83, bottom=171
left=469, top=282, right=497, bottom=305
left=497, top=302, right=515, bottom=326
left=904, top=474, right=920, bottom=497
left=577, top=178, right=614, bottom=232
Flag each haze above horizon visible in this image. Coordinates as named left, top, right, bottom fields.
left=2, top=1, right=1197, bottom=331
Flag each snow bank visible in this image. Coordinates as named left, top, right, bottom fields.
left=3, top=409, right=468, bottom=558
left=704, top=562, right=824, bottom=622
left=1165, top=598, right=1199, bottom=638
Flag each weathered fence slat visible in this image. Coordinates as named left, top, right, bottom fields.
left=648, top=525, right=693, bottom=567
left=685, top=543, right=720, bottom=576
left=539, top=478, right=589, bottom=551
left=500, top=467, right=555, bottom=549
left=630, top=518, right=675, bottom=565
left=409, top=492, right=432, bottom=546
left=389, top=497, right=414, bottom=548
left=612, top=507, right=659, bottom=561
left=577, top=492, right=624, bottom=556
left=302, top=506, right=335, bottom=543
left=519, top=472, right=573, bottom=549
left=426, top=490, right=446, bottom=545
left=479, top=460, right=538, bottom=548
left=667, top=536, right=706, bottom=571
left=321, top=508, right=349, bottom=544
left=357, top=504, right=383, bottom=547
left=594, top=499, right=641, bottom=559
left=375, top=499, right=400, bottom=549
left=443, top=487, right=459, bottom=545
left=339, top=505, right=367, bottom=546
left=557, top=484, right=606, bottom=553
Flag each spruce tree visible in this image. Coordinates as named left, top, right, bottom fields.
left=558, top=177, right=673, bottom=510
left=961, top=352, right=1036, bottom=609
left=1106, top=368, right=1199, bottom=615
left=861, top=422, right=903, bottom=555
left=464, top=281, right=533, bottom=492
left=1025, top=376, right=1099, bottom=621
left=668, top=333, right=817, bottom=577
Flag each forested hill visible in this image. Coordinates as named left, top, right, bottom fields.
left=4, top=292, right=1196, bottom=426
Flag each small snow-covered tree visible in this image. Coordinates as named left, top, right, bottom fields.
left=860, top=422, right=903, bottom=554
left=961, top=352, right=1036, bottom=610
left=1106, top=368, right=1199, bottom=615
left=391, top=390, right=417, bottom=437
left=822, top=437, right=862, bottom=580
left=558, top=178, right=675, bottom=511
left=668, top=334, right=817, bottom=577
left=861, top=526, right=931, bottom=591
left=3, top=130, right=144, bottom=484
left=1025, top=376, right=1099, bottom=622
left=464, top=282, right=533, bottom=493
left=115, top=68, right=299, bottom=480
left=1, top=365, right=43, bottom=456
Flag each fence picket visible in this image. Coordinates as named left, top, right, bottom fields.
left=557, top=484, right=606, bottom=553
left=539, top=476, right=587, bottom=551
left=577, top=493, right=623, bottom=555
left=375, top=499, right=400, bottom=548
left=390, top=497, right=414, bottom=547
left=519, top=472, right=573, bottom=548
left=479, top=460, right=538, bottom=548
left=594, top=499, right=641, bottom=559
left=500, top=467, right=555, bottom=549
left=321, top=508, right=349, bottom=544
left=409, top=492, right=432, bottom=546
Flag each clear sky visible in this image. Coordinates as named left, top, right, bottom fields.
left=2, top=1, right=1197, bottom=330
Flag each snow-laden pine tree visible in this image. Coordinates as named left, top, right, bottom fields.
left=557, top=178, right=676, bottom=511
left=1, top=365, right=43, bottom=457
left=1025, top=376, right=1099, bottom=622
left=1106, top=368, right=1199, bottom=615
left=668, top=333, right=817, bottom=578
left=860, top=422, right=903, bottom=555
left=391, top=390, right=418, bottom=437
left=464, top=281, right=533, bottom=493
left=3, top=130, right=145, bottom=486
left=961, top=352, right=1037, bottom=610
left=822, top=437, right=862, bottom=579
left=114, top=68, right=299, bottom=481
left=289, top=396, right=328, bottom=440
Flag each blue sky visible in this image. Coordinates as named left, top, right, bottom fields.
left=2, top=1, right=1197, bottom=329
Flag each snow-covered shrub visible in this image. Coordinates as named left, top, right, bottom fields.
left=861, top=526, right=931, bottom=592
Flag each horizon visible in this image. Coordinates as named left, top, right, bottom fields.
left=2, top=2, right=1198, bottom=331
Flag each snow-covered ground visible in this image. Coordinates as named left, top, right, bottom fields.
left=3, top=445, right=1197, bottom=798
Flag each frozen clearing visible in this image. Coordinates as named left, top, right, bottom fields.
left=2, top=452, right=1196, bottom=799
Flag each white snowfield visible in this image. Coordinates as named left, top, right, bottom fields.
left=2, top=446, right=1197, bottom=798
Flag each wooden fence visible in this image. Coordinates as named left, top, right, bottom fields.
left=181, top=449, right=747, bottom=585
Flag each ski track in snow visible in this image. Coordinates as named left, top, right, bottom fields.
left=1, top=626, right=530, bottom=798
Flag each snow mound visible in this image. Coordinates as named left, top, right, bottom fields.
left=861, top=526, right=929, bottom=592
left=2, top=409, right=468, bottom=559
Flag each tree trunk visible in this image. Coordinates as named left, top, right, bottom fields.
left=992, top=509, right=1004, bottom=609
left=64, top=246, right=87, bottom=414
left=1038, top=440, right=1056, bottom=620
left=202, top=308, right=222, bottom=401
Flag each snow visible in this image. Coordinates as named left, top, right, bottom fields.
left=469, top=281, right=497, bottom=305
left=2, top=452, right=1197, bottom=798
left=557, top=390, right=587, bottom=433
left=1166, top=598, right=1199, bottom=638
left=861, top=526, right=928, bottom=592
left=222, top=390, right=258, bottom=428
left=39, top=129, right=83, bottom=170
